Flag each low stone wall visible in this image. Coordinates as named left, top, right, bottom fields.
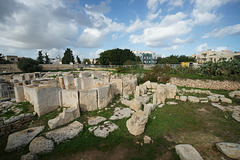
left=170, top=77, right=240, bottom=90
left=0, top=115, right=35, bottom=136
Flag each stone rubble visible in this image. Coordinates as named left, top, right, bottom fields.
left=46, top=121, right=83, bottom=145
left=92, top=121, right=119, bottom=138
left=143, top=135, right=152, bottom=144
left=109, top=107, right=134, bottom=120
left=5, top=126, right=45, bottom=152
left=29, top=136, right=55, bottom=154
left=216, top=142, right=240, bottom=159
left=175, top=144, right=203, bottom=160
left=21, top=152, right=38, bottom=160
left=88, top=116, right=106, bottom=125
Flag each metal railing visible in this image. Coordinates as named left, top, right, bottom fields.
left=0, top=89, right=15, bottom=98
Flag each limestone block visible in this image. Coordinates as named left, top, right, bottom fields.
left=153, top=93, right=157, bottom=104
left=151, top=83, right=158, bottom=89
left=130, top=98, right=142, bottom=111
left=134, top=86, right=140, bottom=98
left=79, top=71, right=91, bottom=77
left=79, top=88, right=98, bottom=111
left=110, top=79, right=123, bottom=95
left=216, top=142, right=240, bottom=159
left=109, top=107, right=134, bottom=120
left=144, top=104, right=152, bottom=115
left=63, top=75, right=75, bottom=89
left=101, top=75, right=110, bottom=84
left=175, top=144, right=203, bottom=160
left=88, top=116, right=106, bottom=125
left=39, top=80, right=58, bottom=87
left=61, top=89, right=79, bottom=108
left=58, top=77, right=65, bottom=89
left=220, top=98, right=232, bottom=103
left=229, top=91, right=240, bottom=98
left=46, top=121, right=83, bottom=145
left=23, top=85, right=37, bottom=104
left=180, top=96, right=187, bottom=102
left=29, top=137, right=54, bottom=154
left=80, top=77, right=94, bottom=90
left=97, top=84, right=112, bottom=109
left=93, top=121, right=118, bottom=138
left=165, top=84, right=177, bottom=99
left=123, top=80, right=137, bottom=95
left=157, top=85, right=167, bottom=104
left=139, top=84, right=147, bottom=95
left=188, top=96, right=200, bottom=103
left=126, top=110, right=148, bottom=136
left=136, top=96, right=150, bottom=104
left=33, top=86, right=60, bottom=117
left=48, top=106, right=80, bottom=129
left=121, top=99, right=131, bottom=106
left=207, top=96, right=219, bottom=102
left=143, top=135, right=152, bottom=144
left=14, top=86, right=25, bottom=102
left=5, top=126, right=45, bottom=152
left=143, top=81, right=151, bottom=89
left=21, top=152, right=38, bottom=160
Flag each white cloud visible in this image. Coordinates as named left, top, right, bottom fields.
left=146, top=9, right=162, bottom=21
left=169, top=0, right=184, bottom=7
left=195, top=43, right=209, bottom=53
left=126, top=18, right=144, bottom=33
left=172, top=37, right=193, bottom=44
left=129, top=12, right=192, bottom=47
left=147, top=0, right=183, bottom=12
left=215, top=46, right=228, bottom=51
left=161, top=45, right=181, bottom=51
left=202, top=24, right=240, bottom=38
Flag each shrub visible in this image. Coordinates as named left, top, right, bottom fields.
left=17, top=58, right=43, bottom=73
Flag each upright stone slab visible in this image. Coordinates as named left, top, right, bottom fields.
left=79, top=88, right=98, bottom=111
left=63, top=75, right=75, bottom=89
left=24, top=85, right=37, bottom=104
left=122, top=79, right=137, bottom=95
left=80, top=77, right=94, bottom=89
left=74, top=78, right=81, bottom=89
left=97, top=84, right=112, bottom=109
left=134, top=86, right=140, bottom=98
left=165, top=84, right=177, bottom=99
left=33, top=86, right=60, bottom=117
left=79, top=71, right=91, bottom=77
left=14, top=86, right=25, bottom=102
left=58, top=77, right=65, bottom=89
left=61, top=89, right=79, bottom=108
left=110, top=79, right=123, bottom=95
left=157, top=85, right=167, bottom=104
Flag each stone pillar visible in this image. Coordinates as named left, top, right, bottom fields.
left=14, top=86, right=25, bottom=102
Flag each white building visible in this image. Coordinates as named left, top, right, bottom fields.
left=192, top=50, right=240, bottom=63
left=132, top=50, right=162, bottom=64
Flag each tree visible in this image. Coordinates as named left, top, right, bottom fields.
left=99, top=48, right=137, bottom=65
left=0, top=53, right=11, bottom=64
left=82, top=58, right=91, bottom=64
left=157, top=55, right=196, bottom=64
left=62, top=48, right=74, bottom=64
left=37, top=50, right=44, bottom=64
left=17, top=58, right=42, bottom=72
left=76, top=55, right=81, bottom=64
left=45, top=53, right=50, bottom=64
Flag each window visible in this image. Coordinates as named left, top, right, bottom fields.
left=10, top=58, right=15, bottom=61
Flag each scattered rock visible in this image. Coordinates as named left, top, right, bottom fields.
left=166, top=101, right=178, bottom=105
left=46, top=121, right=83, bottom=145
left=211, top=103, right=226, bottom=111
left=130, top=98, right=142, bottom=111
left=126, top=110, right=148, bottom=136
left=188, top=96, right=200, bottom=103
left=229, top=91, right=240, bottom=98
left=29, top=136, right=54, bottom=154
left=216, top=142, right=240, bottom=159
left=144, top=104, right=153, bottom=115
left=93, top=121, right=118, bottom=138
left=220, top=98, right=232, bottom=104
left=109, top=107, right=134, bottom=120
left=4, top=113, right=34, bottom=125
left=208, top=96, right=219, bottom=102
left=232, top=110, right=240, bottom=122
left=88, top=126, right=98, bottom=133
left=143, top=135, right=152, bottom=144
left=5, top=126, right=45, bottom=152
left=123, top=94, right=129, bottom=99
left=175, top=144, right=203, bottom=160
left=21, top=152, right=38, bottom=160
left=88, top=116, right=106, bottom=125
left=158, top=104, right=164, bottom=108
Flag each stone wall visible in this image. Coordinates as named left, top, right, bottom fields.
left=0, top=115, right=34, bottom=136
left=170, top=77, right=240, bottom=90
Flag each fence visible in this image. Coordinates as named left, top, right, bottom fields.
left=0, top=89, right=15, bottom=98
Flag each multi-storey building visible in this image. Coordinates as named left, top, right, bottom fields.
left=132, top=50, right=162, bottom=64
left=192, top=50, right=240, bottom=63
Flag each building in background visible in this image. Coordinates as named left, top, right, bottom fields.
left=4, top=56, right=18, bottom=63
left=50, top=54, right=62, bottom=64
left=132, top=50, right=162, bottom=64
left=192, top=50, right=240, bottom=63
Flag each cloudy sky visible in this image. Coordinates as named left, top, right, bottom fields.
left=0, top=0, right=240, bottom=59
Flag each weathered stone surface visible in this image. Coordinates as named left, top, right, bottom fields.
left=24, top=85, right=37, bottom=104
left=165, top=84, right=177, bottom=99
left=79, top=88, right=98, bottom=111
left=97, top=84, right=112, bottom=109
left=48, top=107, right=80, bottom=129
left=29, top=137, right=54, bottom=154
left=110, top=107, right=134, bottom=120
left=216, top=142, right=240, bottom=159
left=46, top=121, right=83, bottom=145
left=211, top=103, right=226, bottom=111
left=58, top=77, right=65, bottom=89
left=134, top=86, right=140, bottom=98
left=139, top=84, right=147, bottom=95
left=80, top=77, right=94, bottom=90
left=156, top=85, right=167, bottom=104
left=232, top=110, right=240, bottom=122
left=33, top=86, right=60, bottom=117
left=229, top=91, right=240, bottom=98
left=88, top=116, right=106, bottom=125
left=144, top=104, right=155, bottom=115
left=175, top=144, right=203, bottom=160
left=220, top=98, right=232, bottom=104
left=5, top=126, right=45, bottom=152
left=180, top=96, right=187, bottom=102
left=126, top=110, right=148, bottom=136
left=130, top=98, right=142, bottom=111
left=143, top=135, right=152, bottom=144
left=153, top=93, right=157, bottom=104
left=61, top=89, right=79, bottom=108
left=63, top=75, right=75, bottom=89
left=208, top=96, right=219, bottom=102
left=122, top=80, right=137, bottom=95
left=74, top=78, right=81, bottom=89
left=14, top=86, right=25, bottom=102
left=21, top=152, right=38, bottom=160
left=188, top=96, right=200, bottom=103
left=136, top=96, right=150, bottom=104
left=121, top=99, right=131, bottom=106
left=93, top=121, right=118, bottom=138
left=110, top=79, right=123, bottom=95
left=4, top=113, right=34, bottom=125
left=143, top=81, right=151, bottom=89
